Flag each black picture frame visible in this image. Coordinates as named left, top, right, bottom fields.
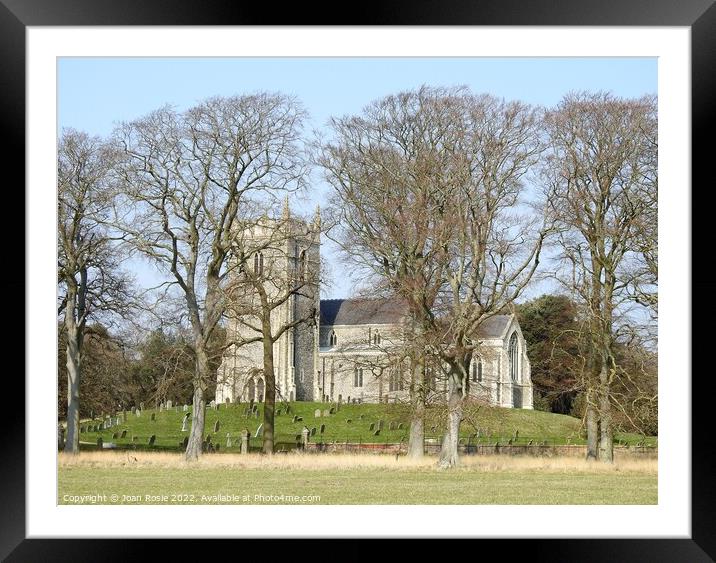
left=4, top=1, right=712, bottom=560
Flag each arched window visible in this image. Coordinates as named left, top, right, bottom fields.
left=354, top=367, right=363, bottom=387
left=298, top=249, right=306, bottom=281
left=253, top=251, right=264, bottom=276
left=329, top=330, right=337, bottom=347
left=256, top=378, right=265, bottom=402
left=373, top=331, right=381, bottom=346
left=247, top=378, right=255, bottom=402
left=509, top=332, right=519, bottom=383
left=478, top=359, right=483, bottom=382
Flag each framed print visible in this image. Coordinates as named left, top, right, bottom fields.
left=6, top=0, right=714, bottom=560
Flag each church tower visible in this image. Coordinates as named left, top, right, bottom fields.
left=215, top=202, right=320, bottom=404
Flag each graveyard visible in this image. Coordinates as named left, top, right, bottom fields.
left=58, top=401, right=658, bottom=505
left=70, top=400, right=657, bottom=453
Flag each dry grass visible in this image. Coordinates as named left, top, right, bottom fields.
left=58, top=451, right=656, bottom=474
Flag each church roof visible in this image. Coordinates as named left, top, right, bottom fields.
left=320, top=298, right=407, bottom=326
left=476, top=314, right=514, bottom=339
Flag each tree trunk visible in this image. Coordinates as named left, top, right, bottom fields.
left=438, top=369, right=463, bottom=469
left=598, top=382, right=614, bottom=463
left=262, top=324, right=276, bottom=454
left=407, top=356, right=425, bottom=458
left=185, top=350, right=208, bottom=461
left=586, top=401, right=599, bottom=460
left=63, top=327, right=81, bottom=454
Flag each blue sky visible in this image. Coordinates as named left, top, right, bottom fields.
left=58, top=57, right=657, bottom=299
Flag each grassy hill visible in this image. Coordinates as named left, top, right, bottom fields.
left=75, top=401, right=656, bottom=452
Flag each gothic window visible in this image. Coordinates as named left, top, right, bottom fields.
left=329, top=330, right=337, bottom=347
left=509, top=332, right=519, bottom=383
left=478, top=359, right=483, bottom=382
left=247, top=378, right=255, bottom=402
left=373, top=331, right=381, bottom=345
left=253, top=251, right=264, bottom=276
left=298, top=249, right=306, bottom=282
left=256, top=378, right=265, bottom=402
left=472, top=358, right=483, bottom=382
left=354, top=367, right=363, bottom=387
left=388, top=368, right=403, bottom=392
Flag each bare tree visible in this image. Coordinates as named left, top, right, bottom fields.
left=112, top=94, right=307, bottom=461
left=58, top=129, right=135, bottom=454
left=319, top=87, right=546, bottom=466
left=542, top=91, right=658, bottom=462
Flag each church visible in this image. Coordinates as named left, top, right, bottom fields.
left=215, top=209, right=533, bottom=409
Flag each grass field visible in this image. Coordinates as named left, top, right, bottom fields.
left=58, top=452, right=657, bottom=505
left=76, top=401, right=657, bottom=452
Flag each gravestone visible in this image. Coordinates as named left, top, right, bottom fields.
left=378, top=420, right=384, bottom=431
left=216, top=404, right=221, bottom=411
left=329, top=407, right=336, bottom=415
left=80, top=426, right=85, bottom=433
left=226, top=433, right=232, bottom=448
left=214, top=420, right=220, bottom=433
left=310, top=427, right=316, bottom=436
left=389, top=422, right=396, bottom=431
left=181, top=414, right=189, bottom=432
left=314, top=409, right=321, bottom=418
left=255, top=423, right=263, bottom=438
left=240, top=429, right=250, bottom=454
left=359, top=414, right=365, bottom=420
left=139, top=402, right=144, bottom=410
left=320, top=424, right=325, bottom=434
left=121, top=430, right=127, bottom=438
left=183, top=404, right=188, bottom=412
left=345, top=419, right=352, bottom=424
left=323, top=409, right=330, bottom=417
left=225, top=397, right=231, bottom=404
left=132, top=436, right=138, bottom=442
left=96, top=436, right=103, bottom=448
left=301, top=426, right=310, bottom=447
left=167, top=400, right=173, bottom=409
left=151, top=413, right=156, bottom=421
left=397, top=423, right=404, bottom=430
left=136, top=410, right=141, bottom=417
left=373, top=429, right=380, bottom=436
left=285, top=404, right=291, bottom=415
left=112, top=432, right=118, bottom=439
left=159, top=403, right=164, bottom=412
left=276, top=409, right=282, bottom=416
left=182, top=436, right=189, bottom=449
left=131, top=406, right=136, bottom=414
left=148, top=434, right=156, bottom=446
left=369, top=423, right=375, bottom=431
left=528, top=440, right=533, bottom=445
left=254, top=409, right=261, bottom=419
left=292, top=415, right=299, bottom=423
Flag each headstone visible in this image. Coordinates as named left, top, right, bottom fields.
left=320, top=424, right=325, bottom=434
left=347, top=396, right=351, bottom=404
left=226, top=433, right=232, bottom=448
left=148, top=434, right=156, bottom=446
left=132, top=436, right=138, bottom=442
left=397, top=423, right=404, bottom=430
left=183, top=404, right=189, bottom=412
left=216, top=404, right=221, bottom=411
left=181, top=416, right=189, bottom=432
left=151, top=413, right=156, bottom=421
left=136, top=410, right=141, bottom=417
left=323, top=409, right=330, bottom=417
left=329, top=407, right=336, bottom=415
left=167, top=400, right=173, bottom=409
left=209, top=400, right=216, bottom=410
left=111, top=432, right=118, bottom=439
left=139, top=402, right=144, bottom=410
left=292, top=415, right=299, bottom=423
left=159, top=403, right=164, bottom=412
left=182, top=436, right=189, bottom=449
left=254, top=409, right=260, bottom=419
left=345, top=419, right=352, bottom=424
left=369, top=423, right=375, bottom=431
left=121, top=429, right=127, bottom=438
left=314, top=409, right=321, bottom=418
left=389, top=422, right=396, bottom=431
left=254, top=423, right=264, bottom=438
left=96, top=436, right=103, bottom=448
left=276, top=409, right=282, bottom=416
left=378, top=420, right=384, bottom=431
left=285, top=404, right=291, bottom=414
left=214, top=420, right=220, bottom=433
left=310, top=427, right=316, bottom=436
left=301, top=426, right=310, bottom=447
left=225, top=397, right=231, bottom=404
left=131, top=406, right=136, bottom=414
left=373, top=429, right=380, bottom=436
left=241, top=429, right=250, bottom=454
left=359, top=414, right=365, bottom=420
left=80, top=426, right=85, bottom=433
